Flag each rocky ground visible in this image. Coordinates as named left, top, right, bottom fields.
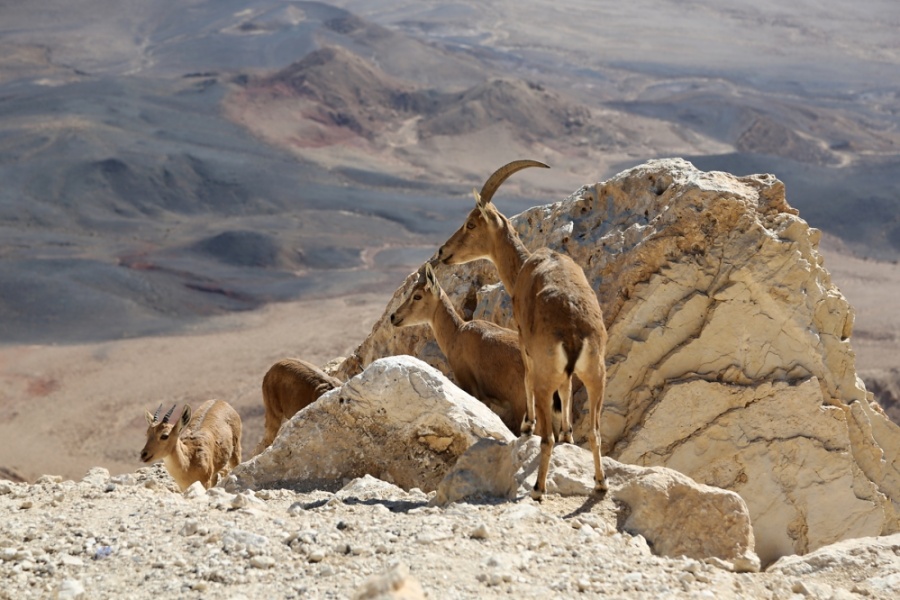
left=1, top=465, right=899, bottom=600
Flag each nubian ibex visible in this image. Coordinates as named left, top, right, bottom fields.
left=254, top=358, right=342, bottom=456
left=437, top=160, right=609, bottom=499
left=390, top=262, right=528, bottom=435
left=140, top=400, right=242, bottom=491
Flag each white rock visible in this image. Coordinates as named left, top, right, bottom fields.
left=55, top=578, right=85, bottom=599
left=228, top=356, right=513, bottom=493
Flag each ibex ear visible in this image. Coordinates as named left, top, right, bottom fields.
left=424, top=263, right=439, bottom=297
left=176, top=405, right=192, bottom=434
left=145, top=411, right=156, bottom=425
left=473, top=188, right=489, bottom=218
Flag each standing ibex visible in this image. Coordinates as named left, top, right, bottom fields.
left=254, top=358, right=343, bottom=456
left=140, top=400, right=242, bottom=491
left=390, top=262, right=529, bottom=435
left=437, top=160, right=609, bottom=499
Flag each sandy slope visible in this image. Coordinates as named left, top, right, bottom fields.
left=0, top=293, right=389, bottom=483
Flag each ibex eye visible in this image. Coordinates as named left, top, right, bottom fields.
left=466, top=222, right=476, bottom=230
left=413, top=294, right=422, bottom=301
left=161, top=434, right=169, bottom=440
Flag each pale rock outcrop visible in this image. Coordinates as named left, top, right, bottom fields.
left=435, top=437, right=759, bottom=569
left=335, top=158, right=900, bottom=564
left=768, top=532, right=900, bottom=597
left=226, top=356, right=513, bottom=493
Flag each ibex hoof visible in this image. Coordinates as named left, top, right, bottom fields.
left=520, top=421, right=536, bottom=436
left=560, top=431, right=574, bottom=444
left=593, top=478, right=608, bottom=495
left=530, top=486, right=544, bottom=502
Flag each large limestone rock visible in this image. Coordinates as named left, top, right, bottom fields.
left=768, top=533, right=900, bottom=597
left=227, top=356, right=514, bottom=493
left=435, top=437, right=759, bottom=569
left=335, top=158, right=900, bottom=564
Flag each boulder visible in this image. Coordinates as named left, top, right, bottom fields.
left=335, top=158, right=900, bottom=564
left=226, top=356, right=513, bottom=493
left=435, top=437, right=759, bottom=569
left=768, top=533, right=900, bottom=597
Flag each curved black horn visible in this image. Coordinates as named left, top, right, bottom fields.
left=161, top=404, right=176, bottom=424
left=152, top=404, right=162, bottom=423
left=479, top=160, right=549, bottom=204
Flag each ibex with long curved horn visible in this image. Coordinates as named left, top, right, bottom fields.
left=140, top=399, right=242, bottom=491
left=437, top=160, right=608, bottom=500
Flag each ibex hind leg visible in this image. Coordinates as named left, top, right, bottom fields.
left=519, top=352, right=537, bottom=436
left=555, top=381, right=574, bottom=444
left=578, top=354, right=607, bottom=494
left=529, top=382, right=557, bottom=501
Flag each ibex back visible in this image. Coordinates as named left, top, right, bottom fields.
left=254, top=358, right=342, bottom=456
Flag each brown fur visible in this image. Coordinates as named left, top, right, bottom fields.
left=254, top=358, right=342, bottom=455
left=390, top=263, right=527, bottom=434
left=437, top=160, right=608, bottom=500
left=140, top=399, right=242, bottom=491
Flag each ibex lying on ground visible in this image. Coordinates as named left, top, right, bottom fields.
left=437, top=159, right=609, bottom=500
left=254, top=358, right=343, bottom=456
left=390, top=262, right=529, bottom=435
left=140, top=400, right=242, bottom=491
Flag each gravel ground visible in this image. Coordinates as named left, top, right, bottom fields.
left=2, top=465, right=896, bottom=600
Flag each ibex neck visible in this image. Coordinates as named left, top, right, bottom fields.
left=431, top=291, right=465, bottom=354
left=164, top=441, right=192, bottom=487
left=492, top=224, right=530, bottom=295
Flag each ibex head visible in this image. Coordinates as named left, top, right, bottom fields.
left=438, top=159, right=549, bottom=265
left=140, top=403, right=192, bottom=463
left=390, top=262, right=442, bottom=328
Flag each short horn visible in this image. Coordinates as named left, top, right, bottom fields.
left=479, top=159, right=549, bottom=205
left=152, top=404, right=162, bottom=423
left=162, top=404, right=176, bottom=424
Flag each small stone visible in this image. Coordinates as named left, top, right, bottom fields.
left=60, top=555, right=84, bottom=567
left=470, top=523, right=491, bottom=540
left=56, top=578, right=85, bottom=600
left=179, top=520, right=200, bottom=537
left=36, top=475, right=63, bottom=485
left=183, top=481, right=206, bottom=499
left=250, top=555, right=275, bottom=569
left=81, top=467, right=110, bottom=487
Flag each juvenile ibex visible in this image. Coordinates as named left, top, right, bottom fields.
left=254, top=358, right=342, bottom=456
left=437, top=160, right=609, bottom=499
left=140, top=399, right=242, bottom=491
left=390, top=262, right=528, bottom=435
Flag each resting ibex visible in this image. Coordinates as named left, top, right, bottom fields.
left=437, top=160, right=608, bottom=499
left=390, top=262, right=528, bottom=435
left=254, top=358, right=342, bottom=456
left=140, top=400, right=242, bottom=491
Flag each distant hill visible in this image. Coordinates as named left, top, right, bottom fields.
left=1, top=0, right=899, bottom=345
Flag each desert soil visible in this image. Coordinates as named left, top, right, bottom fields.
left=2, top=466, right=897, bottom=600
